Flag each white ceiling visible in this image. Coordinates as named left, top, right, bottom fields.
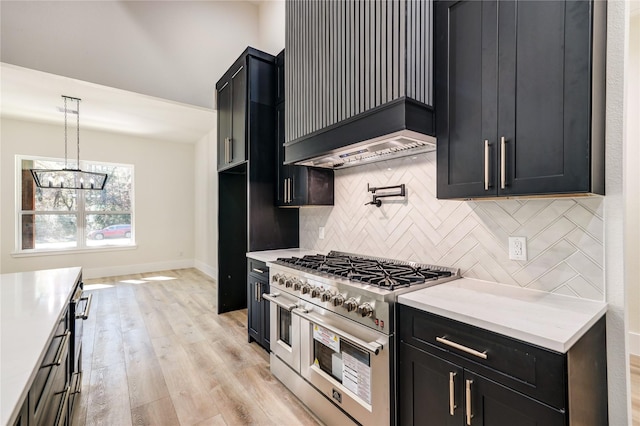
left=0, top=1, right=284, bottom=144
left=1, top=63, right=216, bottom=144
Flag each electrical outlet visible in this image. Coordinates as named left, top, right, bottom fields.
left=509, top=237, right=527, bottom=261
left=319, top=227, right=325, bottom=240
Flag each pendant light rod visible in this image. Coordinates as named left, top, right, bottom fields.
left=30, top=95, right=108, bottom=190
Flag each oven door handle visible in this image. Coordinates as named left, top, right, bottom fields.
left=263, top=293, right=298, bottom=311
left=293, top=308, right=383, bottom=355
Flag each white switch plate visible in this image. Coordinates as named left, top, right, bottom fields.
left=319, top=227, right=325, bottom=240
left=509, top=236, right=527, bottom=261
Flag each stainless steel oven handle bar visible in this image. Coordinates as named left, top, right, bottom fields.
left=263, top=293, right=298, bottom=311
left=293, top=308, right=382, bottom=355
left=76, top=293, right=93, bottom=320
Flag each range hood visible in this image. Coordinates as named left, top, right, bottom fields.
left=284, top=0, right=435, bottom=170
left=284, top=95, right=436, bottom=169
left=294, top=129, right=436, bottom=169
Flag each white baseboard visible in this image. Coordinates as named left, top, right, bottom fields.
left=83, top=259, right=195, bottom=279
left=194, top=259, right=217, bottom=280
left=630, top=331, right=640, bottom=356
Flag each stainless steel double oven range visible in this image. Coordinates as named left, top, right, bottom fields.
left=264, top=251, right=459, bottom=425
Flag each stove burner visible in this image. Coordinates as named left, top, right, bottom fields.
left=276, top=252, right=452, bottom=290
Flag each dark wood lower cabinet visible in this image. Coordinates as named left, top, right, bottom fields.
left=398, top=305, right=608, bottom=426
left=399, top=344, right=564, bottom=426
left=247, top=258, right=270, bottom=351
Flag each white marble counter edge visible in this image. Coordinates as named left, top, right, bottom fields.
left=1, top=267, right=82, bottom=426
left=398, top=281, right=607, bottom=353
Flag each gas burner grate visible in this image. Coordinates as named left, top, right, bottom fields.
left=276, top=251, right=455, bottom=290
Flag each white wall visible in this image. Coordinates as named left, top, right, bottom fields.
left=604, top=1, right=631, bottom=423
left=194, top=127, right=218, bottom=279
left=257, top=0, right=286, bottom=55
left=0, top=118, right=196, bottom=278
left=627, top=12, right=640, bottom=356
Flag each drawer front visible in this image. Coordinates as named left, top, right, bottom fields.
left=247, top=258, right=269, bottom=280
left=30, top=310, right=69, bottom=422
left=399, top=305, right=566, bottom=410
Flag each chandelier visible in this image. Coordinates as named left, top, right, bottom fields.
left=30, top=96, right=108, bottom=190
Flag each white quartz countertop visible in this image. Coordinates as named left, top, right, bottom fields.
left=246, top=248, right=322, bottom=264
left=1, top=267, right=82, bottom=426
left=398, top=277, right=607, bottom=353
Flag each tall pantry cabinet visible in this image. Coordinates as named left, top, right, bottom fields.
left=216, top=47, right=299, bottom=314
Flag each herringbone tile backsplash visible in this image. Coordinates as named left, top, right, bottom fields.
left=299, top=152, right=604, bottom=301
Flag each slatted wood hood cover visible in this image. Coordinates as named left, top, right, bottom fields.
left=284, top=0, right=435, bottom=169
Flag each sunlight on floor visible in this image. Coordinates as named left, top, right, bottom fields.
left=143, top=276, right=177, bottom=281
left=84, top=283, right=113, bottom=290
left=119, top=279, right=147, bottom=284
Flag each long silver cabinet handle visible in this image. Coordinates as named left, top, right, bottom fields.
left=290, top=178, right=294, bottom=203
left=283, top=179, right=288, bottom=203
left=263, top=293, right=298, bottom=311
left=466, top=379, right=473, bottom=425
left=484, top=140, right=490, bottom=191
left=42, top=331, right=70, bottom=368
left=436, top=336, right=488, bottom=360
left=76, top=293, right=93, bottom=320
left=293, top=308, right=382, bottom=355
left=252, top=268, right=265, bottom=274
left=500, top=136, right=506, bottom=189
left=55, top=386, right=71, bottom=426
left=229, top=138, right=233, bottom=162
left=449, top=372, right=457, bottom=415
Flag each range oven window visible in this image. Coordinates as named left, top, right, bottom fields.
left=278, top=307, right=292, bottom=347
left=312, top=325, right=371, bottom=405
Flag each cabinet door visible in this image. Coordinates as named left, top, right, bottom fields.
left=230, top=64, right=247, bottom=166
left=465, top=371, right=565, bottom=426
left=398, top=343, right=464, bottom=426
left=247, top=276, right=261, bottom=345
left=435, top=0, right=498, bottom=199
left=261, top=281, right=271, bottom=350
left=498, top=0, right=593, bottom=196
left=217, top=81, right=232, bottom=169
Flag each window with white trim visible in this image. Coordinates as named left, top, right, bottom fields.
left=18, top=156, right=134, bottom=252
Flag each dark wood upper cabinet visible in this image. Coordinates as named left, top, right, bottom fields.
left=217, top=48, right=274, bottom=171
left=435, top=0, right=606, bottom=199
left=275, top=50, right=334, bottom=207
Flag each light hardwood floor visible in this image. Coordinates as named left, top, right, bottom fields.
left=69, top=267, right=640, bottom=425
left=71, top=268, right=321, bottom=426
left=633, top=354, right=640, bottom=426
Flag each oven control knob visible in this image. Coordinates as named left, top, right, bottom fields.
left=301, top=284, right=312, bottom=294
left=311, top=287, right=322, bottom=298
left=293, top=280, right=303, bottom=291
left=272, top=274, right=280, bottom=283
left=331, top=294, right=345, bottom=307
left=320, top=291, right=333, bottom=302
left=285, top=278, right=297, bottom=288
left=278, top=275, right=287, bottom=285
left=344, top=298, right=358, bottom=312
left=357, top=303, right=374, bottom=318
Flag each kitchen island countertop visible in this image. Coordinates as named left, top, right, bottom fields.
left=1, top=267, right=82, bottom=426
left=246, top=248, right=322, bottom=264
left=398, top=277, right=607, bottom=353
